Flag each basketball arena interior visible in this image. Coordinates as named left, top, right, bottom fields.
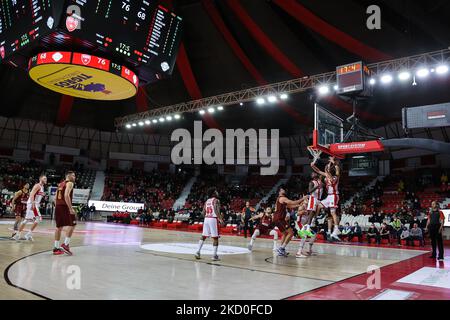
left=0, top=0, right=450, bottom=305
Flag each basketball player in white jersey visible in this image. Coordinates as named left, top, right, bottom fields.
left=195, top=189, right=224, bottom=261
left=311, top=157, right=341, bottom=241
left=302, top=172, right=324, bottom=236
left=14, top=174, right=47, bottom=241
left=295, top=204, right=317, bottom=258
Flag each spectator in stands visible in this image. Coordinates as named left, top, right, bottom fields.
left=349, top=222, right=363, bottom=243
left=441, top=172, right=448, bottom=192
left=341, top=223, right=352, bottom=242
left=390, top=216, right=403, bottom=245
left=400, top=226, right=410, bottom=244
left=241, top=201, right=255, bottom=238
left=379, top=223, right=391, bottom=244
left=367, top=223, right=380, bottom=244
left=398, top=180, right=405, bottom=192
left=408, top=223, right=424, bottom=246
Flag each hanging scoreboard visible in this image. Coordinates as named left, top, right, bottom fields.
left=0, top=0, right=183, bottom=85
left=0, top=0, right=56, bottom=63
left=62, top=0, right=183, bottom=75
left=336, top=61, right=372, bottom=97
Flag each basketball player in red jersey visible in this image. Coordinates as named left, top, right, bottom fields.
left=11, top=183, right=30, bottom=238
left=53, top=171, right=77, bottom=255
left=195, top=189, right=224, bottom=261
left=274, top=186, right=307, bottom=257
left=311, top=157, right=341, bottom=241
left=247, top=207, right=278, bottom=252
left=14, top=175, right=47, bottom=241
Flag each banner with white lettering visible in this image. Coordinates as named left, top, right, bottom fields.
left=443, top=210, right=450, bottom=227
left=88, top=200, right=144, bottom=213
left=73, top=189, right=91, bottom=204
left=49, top=188, right=90, bottom=204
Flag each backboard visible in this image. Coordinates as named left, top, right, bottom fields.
left=314, top=103, right=344, bottom=147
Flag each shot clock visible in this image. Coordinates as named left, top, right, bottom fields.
left=336, top=61, right=373, bottom=97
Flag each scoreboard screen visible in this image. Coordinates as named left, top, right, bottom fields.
left=63, top=0, right=183, bottom=75
left=336, top=61, right=372, bottom=97
left=0, top=0, right=56, bottom=63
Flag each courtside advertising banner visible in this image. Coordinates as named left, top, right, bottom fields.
left=88, top=200, right=144, bottom=213
left=443, top=210, right=450, bottom=227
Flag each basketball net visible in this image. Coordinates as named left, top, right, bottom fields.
left=307, top=146, right=322, bottom=163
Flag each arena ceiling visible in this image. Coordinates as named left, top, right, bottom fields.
left=1, top=0, right=450, bottom=137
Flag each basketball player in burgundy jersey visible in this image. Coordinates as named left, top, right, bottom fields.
left=195, top=189, right=224, bottom=261
left=273, top=186, right=307, bottom=257
left=311, top=157, right=341, bottom=241
left=53, top=171, right=77, bottom=255
left=11, top=183, right=30, bottom=238
left=14, top=175, right=47, bottom=241
left=247, top=207, right=278, bottom=251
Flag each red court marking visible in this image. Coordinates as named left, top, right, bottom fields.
left=287, top=248, right=450, bottom=300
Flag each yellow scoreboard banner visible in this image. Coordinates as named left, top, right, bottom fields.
left=28, top=52, right=139, bottom=101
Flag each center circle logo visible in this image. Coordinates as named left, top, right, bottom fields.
left=140, top=243, right=250, bottom=256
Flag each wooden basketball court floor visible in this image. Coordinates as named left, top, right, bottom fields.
left=0, top=220, right=431, bottom=300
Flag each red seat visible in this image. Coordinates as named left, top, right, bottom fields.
left=381, top=239, right=389, bottom=245
left=400, top=239, right=407, bottom=246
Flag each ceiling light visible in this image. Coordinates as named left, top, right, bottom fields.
left=369, top=78, right=376, bottom=85
left=398, top=71, right=411, bottom=81
left=159, top=118, right=165, bottom=122
left=436, top=65, right=449, bottom=75
left=152, top=119, right=158, bottom=124
left=267, top=95, right=278, bottom=103
left=138, top=121, right=144, bottom=126
left=166, top=116, right=172, bottom=121
left=416, top=68, right=429, bottom=78
left=126, top=124, right=132, bottom=129
left=174, top=114, right=181, bottom=119
left=132, top=123, right=137, bottom=127
left=217, top=106, right=224, bottom=111
left=256, top=98, right=265, bottom=105
left=380, top=74, right=393, bottom=84
left=208, top=107, right=215, bottom=113
left=280, top=93, right=288, bottom=100
left=318, top=85, right=330, bottom=95
left=199, top=110, right=206, bottom=115
left=145, top=120, right=151, bottom=125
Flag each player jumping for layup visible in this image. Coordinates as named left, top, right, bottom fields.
left=247, top=207, right=278, bottom=252
left=53, top=171, right=77, bottom=255
left=14, top=175, right=47, bottom=241
left=302, top=172, right=324, bottom=236
left=11, top=183, right=29, bottom=238
left=195, top=189, right=224, bottom=261
left=311, top=157, right=341, bottom=241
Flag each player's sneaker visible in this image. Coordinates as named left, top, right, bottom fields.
left=61, top=244, right=73, bottom=256
left=295, top=252, right=308, bottom=258
left=25, top=234, right=34, bottom=242
left=194, top=252, right=201, bottom=260
left=277, top=247, right=289, bottom=257
left=212, top=255, right=220, bottom=261
left=438, top=257, right=444, bottom=262
left=331, top=234, right=341, bottom=242
left=247, top=244, right=253, bottom=251
left=53, top=248, right=64, bottom=255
